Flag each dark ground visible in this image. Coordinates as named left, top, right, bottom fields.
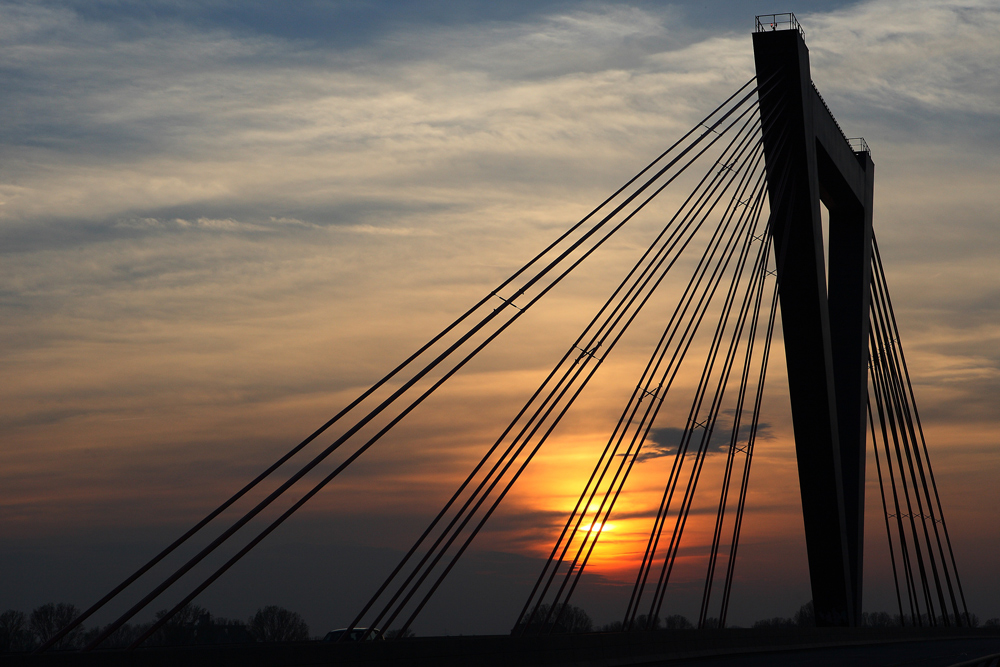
left=6, top=627, right=1000, bottom=666
left=649, top=636, right=1000, bottom=666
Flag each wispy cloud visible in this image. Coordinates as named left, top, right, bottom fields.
left=1, top=0, right=996, bottom=504
left=2, top=0, right=1000, bottom=627
left=638, top=417, right=775, bottom=462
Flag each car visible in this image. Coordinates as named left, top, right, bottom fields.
left=323, top=627, right=385, bottom=642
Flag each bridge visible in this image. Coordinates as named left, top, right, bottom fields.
left=12, top=13, right=992, bottom=667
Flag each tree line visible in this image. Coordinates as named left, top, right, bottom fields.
left=750, top=602, right=997, bottom=630
left=4, top=600, right=998, bottom=652
left=0, top=603, right=309, bottom=652
left=515, top=601, right=1000, bottom=634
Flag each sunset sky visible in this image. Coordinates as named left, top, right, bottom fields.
left=2, top=0, right=999, bottom=636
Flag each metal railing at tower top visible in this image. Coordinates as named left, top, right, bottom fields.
left=755, top=13, right=805, bottom=40
left=755, top=14, right=870, bottom=162
left=848, top=137, right=871, bottom=155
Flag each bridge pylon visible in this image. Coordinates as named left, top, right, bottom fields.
left=752, top=15, right=875, bottom=627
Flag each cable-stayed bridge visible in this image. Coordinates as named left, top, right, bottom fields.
left=27, top=14, right=981, bottom=663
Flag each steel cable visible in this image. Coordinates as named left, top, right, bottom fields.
left=623, top=117, right=794, bottom=628
left=560, top=177, right=774, bottom=630
left=345, top=87, right=773, bottom=640
left=515, top=125, right=773, bottom=634
left=535, top=156, right=771, bottom=633
left=104, top=82, right=770, bottom=651
left=871, top=273, right=949, bottom=623
left=697, top=217, right=774, bottom=628
left=42, top=76, right=764, bottom=653
left=646, top=206, right=775, bottom=626
left=869, top=330, right=923, bottom=624
left=625, top=187, right=771, bottom=628
left=870, top=304, right=937, bottom=623
left=871, top=239, right=967, bottom=625
left=718, top=277, right=779, bottom=627
left=867, top=391, right=907, bottom=624
left=533, top=148, right=773, bottom=632
left=381, top=104, right=773, bottom=639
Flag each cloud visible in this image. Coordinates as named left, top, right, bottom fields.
left=806, top=0, right=1000, bottom=123
left=638, top=416, right=775, bottom=461
left=0, top=0, right=989, bottom=488
left=3, top=0, right=1000, bottom=627
left=0, top=3, right=755, bottom=229
left=1, top=0, right=994, bottom=499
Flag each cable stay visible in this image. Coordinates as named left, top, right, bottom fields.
left=39, top=65, right=969, bottom=652
left=45, top=74, right=769, bottom=652
left=506, top=78, right=791, bottom=638
left=358, top=81, right=779, bottom=640
left=621, top=108, right=797, bottom=632
left=632, top=192, right=776, bottom=630
left=867, top=235, right=969, bottom=628
left=518, top=112, right=790, bottom=633
left=517, top=140, right=772, bottom=635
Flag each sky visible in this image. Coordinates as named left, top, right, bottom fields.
left=2, top=0, right=999, bottom=637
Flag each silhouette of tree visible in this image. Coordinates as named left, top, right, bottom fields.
left=752, top=616, right=796, bottom=629
left=514, top=603, right=592, bottom=634
left=248, top=605, right=309, bottom=642
left=598, top=615, right=691, bottom=632
left=860, top=611, right=897, bottom=627
left=794, top=600, right=814, bottom=627
left=985, top=617, right=1000, bottom=627
left=82, top=622, right=152, bottom=649
left=1, top=610, right=33, bottom=653
left=663, top=614, right=693, bottom=630
left=150, top=604, right=209, bottom=646
left=29, top=603, right=81, bottom=649
left=147, top=604, right=249, bottom=646
left=633, top=613, right=660, bottom=630
left=208, top=616, right=252, bottom=644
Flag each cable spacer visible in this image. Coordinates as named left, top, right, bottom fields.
left=494, top=293, right=523, bottom=312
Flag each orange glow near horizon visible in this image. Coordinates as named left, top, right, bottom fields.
left=482, top=399, right=802, bottom=586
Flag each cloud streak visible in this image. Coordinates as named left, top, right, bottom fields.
left=2, top=0, right=1000, bottom=629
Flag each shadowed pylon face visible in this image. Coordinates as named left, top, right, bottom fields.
left=752, top=17, right=875, bottom=627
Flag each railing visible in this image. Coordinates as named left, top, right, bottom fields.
left=754, top=14, right=870, bottom=158
left=811, top=82, right=850, bottom=148
left=847, top=137, right=870, bottom=155
left=811, top=82, right=871, bottom=158
left=755, top=13, right=806, bottom=40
